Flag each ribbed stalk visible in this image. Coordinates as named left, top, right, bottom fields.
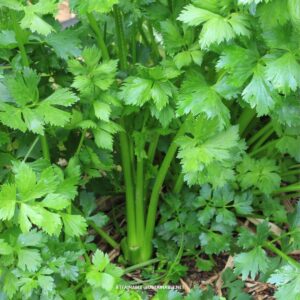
left=135, top=157, right=145, bottom=245
left=113, top=6, right=128, bottom=70
left=119, top=119, right=138, bottom=250
left=141, top=123, right=186, bottom=260
left=113, top=6, right=138, bottom=257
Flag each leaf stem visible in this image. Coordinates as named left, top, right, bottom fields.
left=247, top=122, right=273, bottom=146
left=86, top=13, right=110, bottom=60
left=263, top=242, right=300, bottom=269
left=249, top=139, right=277, bottom=157
left=75, top=129, right=87, bottom=156
left=12, top=12, right=29, bottom=67
left=123, top=258, right=160, bottom=274
left=273, top=183, right=300, bottom=194
left=251, top=127, right=274, bottom=151
left=148, top=133, right=160, bottom=165
left=147, top=21, right=160, bottom=62
left=22, top=136, right=39, bottom=163
left=88, top=220, right=119, bottom=249
left=173, top=173, right=184, bottom=194
left=238, top=106, right=256, bottom=136
left=282, top=169, right=300, bottom=177
left=40, top=134, right=50, bottom=161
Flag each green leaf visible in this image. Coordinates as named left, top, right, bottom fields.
left=93, top=128, right=113, bottom=150
left=265, top=52, right=300, bottom=94
left=37, top=103, right=71, bottom=127
left=216, top=208, right=236, bottom=226
left=0, top=239, right=13, bottom=255
left=18, top=203, right=62, bottom=235
left=93, top=101, right=111, bottom=121
left=37, top=275, right=55, bottom=294
left=73, top=0, right=118, bottom=14
left=237, top=156, right=281, bottom=194
left=37, top=207, right=62, bottom=235
left=19, top=277, right=38, bottom=299
left=177, top=74, right=230, bottom=127
left=234, top=193, right=253, bottom=215
left=17, top=230, right=44, bottom=247
left=22, top=107, right=44, bottom=135
left=18, top=248, right=42, bottom=272
left=62, top=214, right=87, bottom=237
left=0, top=132, right=9, bottom=146
left=69, top=48, right=117, bottom=95
left=0, top=184, right=16, bottom=220
left=276, top=136, right=300, bottom=162
left=0, top=30, right=17, bottom=48
left=258, top=0, right=289, bottom=28
left=237, top=222, right=269, bottom=249
left=174, top=51, right=192, bottom=69
left=20, top=0, right=57, bottom=36
left=45, top=30, right=81, bottom=59
left=222, top=268, right=251, bottom=300
left=178, top=5, right=216, bottom=26
left=0, top=0, right=23, bottom=10
left=92, top=249, right=110, bottom=272
left=199, top=16, right=235, bottom=49
left=216, top=45, right=257, bottom=89
left=178, top=5, right=250, bottom=48
left=43, top=88, right=79, bottom=107
left=197, top=206, right=215, bottom=225
left=242, top=65, right=278, bottom=116
left=92, top=60, right=118, bottom=90
left=160, top=20, right=186, bottom=54
left=41, top=193, right=70, bottom=210
left=19, top=203, right=36, bottom=232
left=86, top=271, right=115, bottom=291
left=120, top=77, right=152, bottom=106
left=3, top=272, right=18, bottom=299
left=268, top=264, right=300, bottom=300
left=289, top=0, right=300, bottom=28
left=196, top=258, right=214, bottom=272
left=199, top=231, right=230, bottom=255
left=33, top=167, right=59, bottom=198
left=178, top=119, right=243, bottom=187
left=0, top=103, right=27, bottom=132
left=5, top=68, right=40, bottom=107
left=151, top=82, right=172, bottom=111
left=14, top=163, right=37, bottom=200
left=234, top=247, right=270, bottom=280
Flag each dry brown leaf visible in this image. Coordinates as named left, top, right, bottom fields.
left=180, top=278, right=191, bottom=294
